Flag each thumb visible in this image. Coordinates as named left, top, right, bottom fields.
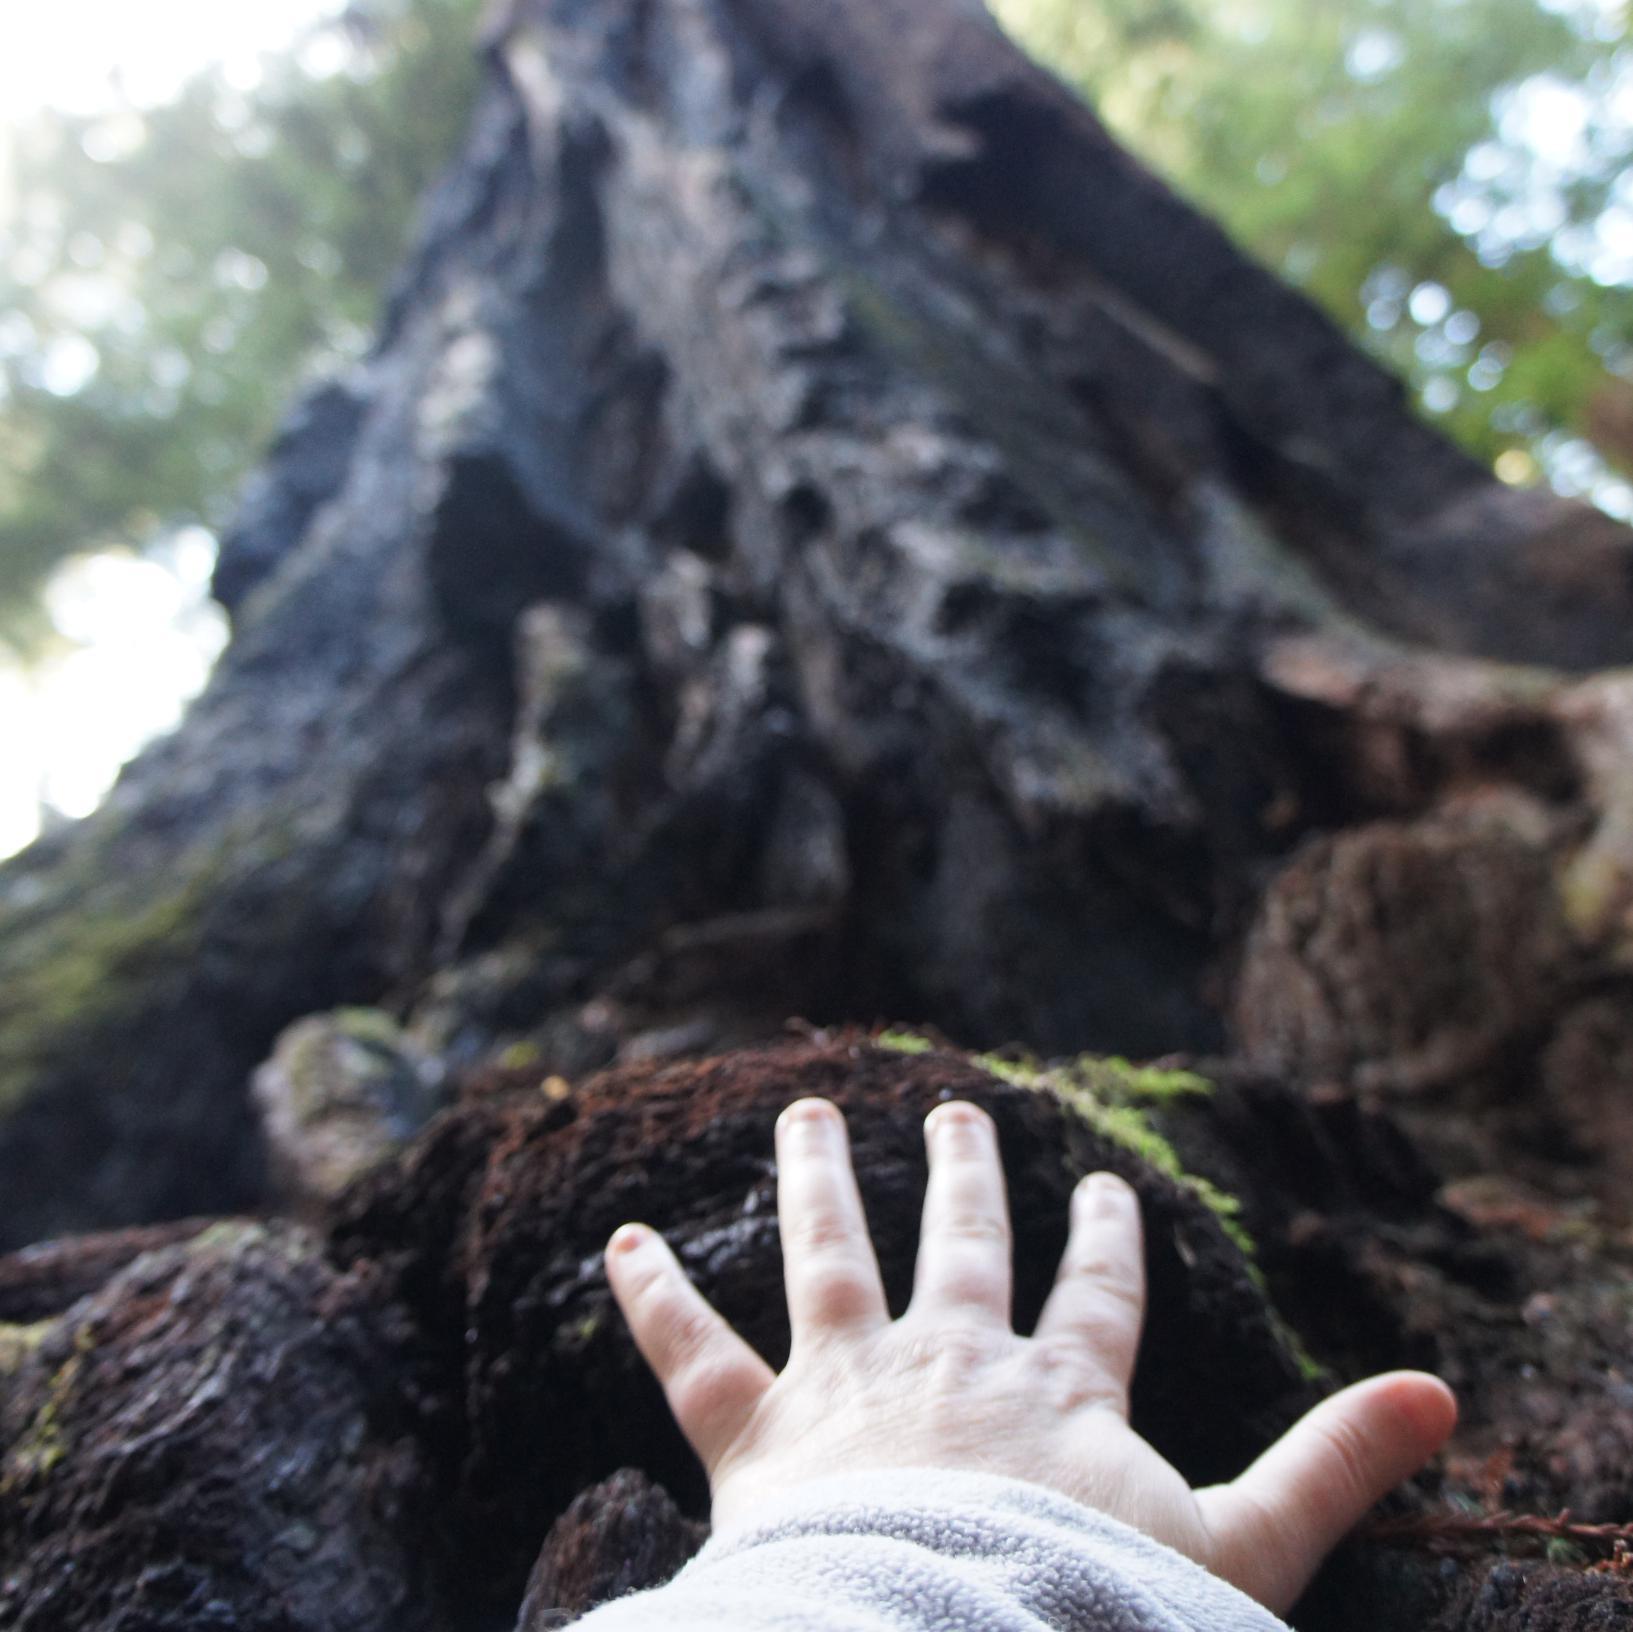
left=1198, top=1371, right=1457, bottom=1614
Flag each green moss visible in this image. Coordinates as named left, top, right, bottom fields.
left=186, top=1219, right=269, bottom=1256
left=3, top=1405, right=66, bottom=1486
left=0, top=1320, right=52, bottom=1377
left=933, top=1047, right=1248, bottom=1255
left=1039, top=1058, right=1328, bottom=1383
left=875, top=1029, right=934, bottom=1055
left=329, top=1008, right=406, bottom=1047
left=0, top=1330, right=89, bottom=1491
left=0, top=831, right=238, bottom=1116
left=1289, top=1339, right=1328, bottom=1385
left=1082, top=1056, right=1213, bottom=1102
left=868, top=1034, right=1328, bottom=1382
left=873, top=1040, right=1222, bottom=1223
left=497, top=1039, right=544, bottom=1071
left=278, top=1008, right=413, bottom=1123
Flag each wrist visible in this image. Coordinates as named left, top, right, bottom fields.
left=692, top=1468, right=1288, bottom=1632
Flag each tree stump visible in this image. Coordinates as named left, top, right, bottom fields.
left=3, top=0, right=1633, bottom=1626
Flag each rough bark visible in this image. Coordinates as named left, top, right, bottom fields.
left=0, top=1222, right=439, bottom=1632
left=8, top=0, right=1633, bottom=1245
left=5, top=0, right=1633, bottom=1625
left=515, top=1469, right=708, bottom=1630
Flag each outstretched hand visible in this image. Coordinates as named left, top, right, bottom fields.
left=604, top=1097, right=1456, bottom=1616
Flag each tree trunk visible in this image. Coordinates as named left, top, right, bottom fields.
left=5, top=0, right=1633, bottom=1626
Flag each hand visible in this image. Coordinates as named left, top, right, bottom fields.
left=604, top=1097, right=1456, bottom=1615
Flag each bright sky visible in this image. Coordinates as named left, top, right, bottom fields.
left=0, top=538, right=228, bottom=858
left=0, top=0, right=339, bottom=121
left=0, top=2, right=340, bottom=861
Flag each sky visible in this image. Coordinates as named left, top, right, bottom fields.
left=0, top=1, right=339, bottom=860
left=0, top=0, right=339, bottom=121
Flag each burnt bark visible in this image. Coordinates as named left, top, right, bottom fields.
left=9, top=0, right=1633, bottom=1247
left=515, top=1470, right=708, bottom=1630
left=0, top=1222, right=439, bottom=1632
left=5, top=0, right=1633, bottom=1625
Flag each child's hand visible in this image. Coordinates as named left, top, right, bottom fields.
left=605, top=1097, right=1456, bottom=1615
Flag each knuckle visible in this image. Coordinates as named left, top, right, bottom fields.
left=802, top=1261, right=878, bottom=1324
left=627, top=1255, right=680, bottom=1308
left=1057, top=1297, right=1137, bottom=1353
left=1316, top=1415, right=1374, bottom=1500
left=1062, top=1251, right=1142, bottom=1308
left=925, top=1258, right=1007, bottom=1308
left=668, top=1349, right=752, bottom=1428
left=1030, top=1334, right=1125, bottom=1413
left=654, top=1297, right=715, bottom=1365
left=928, top=1320, right=1005, bottom=1379
left=941, top=1210, right=1010, bottom=1246
left=787, top=1209, right=858, bottom=1255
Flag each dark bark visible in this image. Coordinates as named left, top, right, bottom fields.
left=0, top=1220, right=218, bottom=1324
left=515, top=1470, right=708, bottom=1630
left=6, top=0, right=1633, bottom=1625
left=8, top=0, right=1633, bottom=1247
left=0, top=1222, right=439, bottom=1632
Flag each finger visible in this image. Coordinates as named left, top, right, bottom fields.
left=909, top=1101, right=1012, bottom=1324
left=776, top=1098, right=889, bottom=1343
left=1030, top=1172, right=1145, bottom=1412
left=1199, top=1371, right=1458, bottom=1613
left=606, top=1222, right=775, bottom=1473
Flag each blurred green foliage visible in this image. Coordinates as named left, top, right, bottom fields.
left=995, top=0, right=1633, bottom=502
left=0, top=0, right=481, bottom=652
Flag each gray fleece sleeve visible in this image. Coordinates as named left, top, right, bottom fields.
left=566, top=1469, right=1290, bottom=1632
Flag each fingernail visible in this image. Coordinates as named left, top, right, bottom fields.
left=608, top=1222, right=653, bottom=1256
left=779, top=1098, right=838, bottom=1130
left=926, top=1101, right=986, bottom=1136
left=1079, top=1172, right=1132, bottom=1214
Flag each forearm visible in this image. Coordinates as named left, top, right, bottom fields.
left=567, top=1470, right=1290, bottom=1632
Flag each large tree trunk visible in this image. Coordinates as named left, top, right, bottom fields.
left=5, top=0, right=1633, bottom=1627
left=5, top=0, right=1633, bottom=1237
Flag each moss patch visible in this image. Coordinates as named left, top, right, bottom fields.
left=186, top=1220, right=271, bottom=1256
left=966, top=1049, right=1252, bottom=1256
left=0, top=1324, right=92, bottom=1493
left=1080, top=1056, right=1213, bottom=1102
left=0, top=1319, right=52, bottom=1377
left=496, top=1039, right=544, bottom=1071
left=876, top=1031, right=1241, bottom=1246
left=0, top=831, right=238, bottom=1117
left=875, top=1029, right=934, bottom=1056
left=871, top=1033, right=1327, bottom=1383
